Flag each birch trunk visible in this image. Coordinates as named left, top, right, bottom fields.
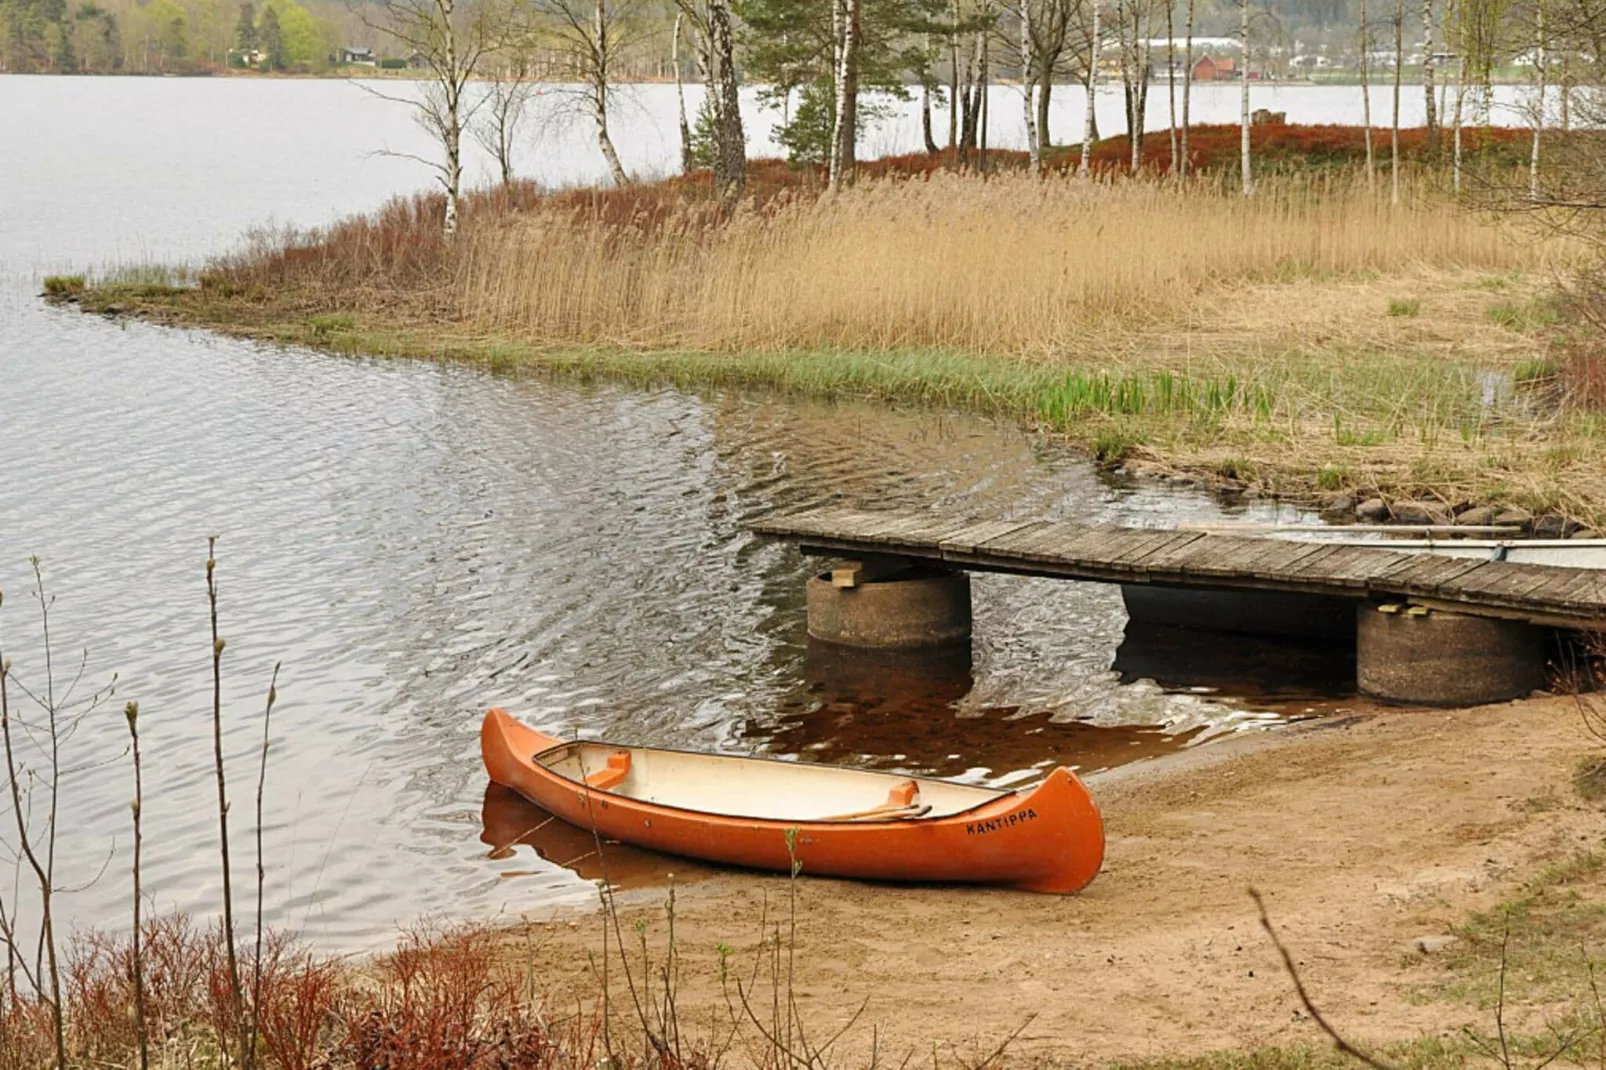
left=1130, top=32, right=1148, bottom=171
left=923, top=82, right=939, bottom=152
left=1421, top=0, right=1437, bottom=141
left=1360, top=0, right=1374, bottom=187
left=949, top=0, right=960, bottom=150
left=442, top=0, right=461, bottom=234
left=1239, top=0, right=1251, bottom=196
left=830, top=0, right=844, bottom=181
left=970, top=23, right=982, bottom=171
left=1038, top=62, right=1053, bottom=149
left=830, top=0, right=860, bottom=189
left=673, top=13, right=692, bottom=173
left=1391, top=0, right=1402, bottom=207
left=593, top=0, right=627, bottom=186
left=1529, top=0, right=1544, bottom=200
left=1079, top=0, right=1099, bottom=175
left=1452, top=52, right=1465, bottom=193
left=1021, top=0, right=1039, bottom=171
left=708, top=0, right=745, bottom=203
left=1180, top=0, right=1193, bottom=174
left=1166, top=0, right=1177, bottom=173
left=1559, top=53, right=1570, bottom=129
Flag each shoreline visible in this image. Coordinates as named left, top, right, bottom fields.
left=500, top=693, right=1603, bottom=1066
left=54, top=264, right=1603, bottom=530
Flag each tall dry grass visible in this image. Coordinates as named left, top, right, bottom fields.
left=452, top=170, right=1557, bottom=356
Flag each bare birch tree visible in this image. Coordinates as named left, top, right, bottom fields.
left=829, top=0, right=861, bottom=189
left=1179, top=0, right=1193, bottom=173
left=1391, top=0, right=1403, bottom=206
left=365, top=0, right=507, bottom=234
left=473, top=51, right=538, bottom=187
left=1422, top=0, right=1438, bottom=140
left=535, top=0, right=641, bottom=186
left=1019, top=0, right=1039, bottom=171
left=1239, top=0, right=1251, bottom=194
left=1079, top=0, right=1100, bottom=174
left=1360, top=0, right=1375, bottom=187
left=673, top=11, right=692, bottom=171
left=707, top=0, right=744, bottom=202
left=1529, top=0, right=1546, bottom=199
left=1165, top=0, right=1176, bottom=172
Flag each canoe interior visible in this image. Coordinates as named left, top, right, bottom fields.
left=537, top=742, right=1007, bottom=822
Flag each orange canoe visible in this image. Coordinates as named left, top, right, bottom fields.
left=480, top=707, right=1105, bottom=893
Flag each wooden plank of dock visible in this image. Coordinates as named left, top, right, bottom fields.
left=752, top=506, right=1606, bottom=629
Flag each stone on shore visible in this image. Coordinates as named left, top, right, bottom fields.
left=1455, top=505, right=1497, bottom=527
left=1356, top=498, right=1389, bottom=522
left=1494, top=507, right=1534, bottom=531
left=1390, top=500, right=1449, bottom=525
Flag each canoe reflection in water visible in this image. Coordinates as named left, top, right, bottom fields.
left=480, top=781, right=716, bottom=889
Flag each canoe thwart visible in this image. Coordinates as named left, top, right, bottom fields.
left=820, top=779, right=928, bottom=821
left=583, top=751, right=632, bottom=791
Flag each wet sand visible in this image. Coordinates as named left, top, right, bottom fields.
left=504, top=696, right=1600, bottom=1064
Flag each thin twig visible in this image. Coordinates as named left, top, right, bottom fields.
left=1252, top=888, right=1401, bottom=1070
left=126, top=701, right=149, bottom=1070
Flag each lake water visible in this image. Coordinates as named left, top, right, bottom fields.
left=2, top=76, right=1359, bottom=950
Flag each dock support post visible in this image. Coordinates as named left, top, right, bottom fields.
left=806, top=562, right=972, bottom=649
left=1357, top=603, right=1547, bottom=706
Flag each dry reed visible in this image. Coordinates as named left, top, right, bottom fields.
left=451, top=171, right=1555, bottom=356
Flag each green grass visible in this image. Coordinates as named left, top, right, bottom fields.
left=1108, top=1029, right=1600, bottom=1070
left=1316, top=464, right=1356, bottom=491
left=1431, top=847, right=1606, bottom=1008
left=307, top=313, right=357, bottom=337
left=1576, top=757, right=1606, bottom=802
left=1513, top=359, right=1564, bottom=385
left=1489, top=297, right=1563, bottom=332
left=1389, top=297, right=1423, bottom=317
left=41, top=274, right=85, bottom=297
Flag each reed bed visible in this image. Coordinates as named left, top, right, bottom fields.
left=451, top=171, right=1552, bottom=356
left=84, top=158, right=1605, bottom=519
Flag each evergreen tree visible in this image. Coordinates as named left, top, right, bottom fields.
left=235, top=0, right=257, bottom=53
left=735, top=0, right=945, bottom=167
left=257, top=3, right=282, bottom=68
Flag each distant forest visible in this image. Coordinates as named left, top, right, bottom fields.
left=0, top=0, right=1464, bottom=76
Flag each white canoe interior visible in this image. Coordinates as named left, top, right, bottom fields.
left=537, top=741, right=1007, bottom=822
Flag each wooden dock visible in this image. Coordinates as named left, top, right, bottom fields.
left=753, top=506, right=1606, bottom=629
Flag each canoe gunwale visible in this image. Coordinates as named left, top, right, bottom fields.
left=527, top=738, right=1018, bottom=827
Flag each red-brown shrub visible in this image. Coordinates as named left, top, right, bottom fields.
left=336, top=921, right=556, bottom=1070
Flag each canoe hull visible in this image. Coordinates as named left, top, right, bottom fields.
left=480, top=708, right=1104, bottom=893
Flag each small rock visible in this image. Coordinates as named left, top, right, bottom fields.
left=1391, top=499, right=1449, bottom=526
left=1321, top=493, right=1357, bottom=520
left=1455, top=505, right=1497, bottom=527
left=1533, top=514, right=1577, bottom=539
left=1412, top=934, right=1460, bottom=955
left=1570, top=528, right=1603, bottom=539
left=1493, top=507, right=1534, bottom=531
left=1356, top=498, right=1389, bottom=522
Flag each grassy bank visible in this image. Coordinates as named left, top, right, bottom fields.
left=64, top=135, right=1606, bottom=523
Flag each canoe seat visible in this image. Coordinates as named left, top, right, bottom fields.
left=584, top=751, right=632, bottom=792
